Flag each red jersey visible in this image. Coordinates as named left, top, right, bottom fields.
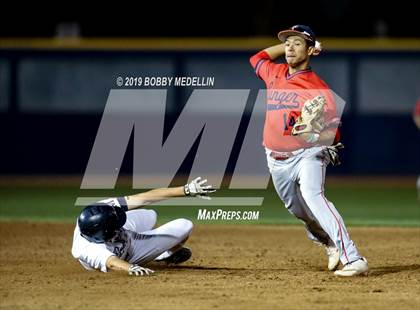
left=250, top=50, right=339, bottom=152
left=414, top=98, right=420, bottom=117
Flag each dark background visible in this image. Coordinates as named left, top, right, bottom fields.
left=1, top=0, right=419, bottom=38
left=1, top=1, right=419, bottom=177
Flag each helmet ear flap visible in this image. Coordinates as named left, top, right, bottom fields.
left=104, top=207, right=126, bottom=239
left=114, top=206, right=127, bottom=229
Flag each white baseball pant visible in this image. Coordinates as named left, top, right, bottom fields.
left=266, top=146, right=361, bottom=265
left=124, top=209, right=193, bottom=265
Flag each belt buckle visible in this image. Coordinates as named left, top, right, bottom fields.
left=270, top=151, right=291, bottom=160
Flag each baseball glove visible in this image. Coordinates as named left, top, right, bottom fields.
left=292, top=95, right=326, bottom=138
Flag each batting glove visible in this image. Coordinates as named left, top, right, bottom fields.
left=325, top=142, right=344, bottom=166
left=128, top=264, right=154, bottom=276
left=184, top=177, right=216, bottom=200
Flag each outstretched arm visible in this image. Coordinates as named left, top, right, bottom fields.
left=125, top=177, right=216, bottom=210
left=125, top=187, right=185, bottom=210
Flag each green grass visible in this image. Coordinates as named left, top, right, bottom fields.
left=0, top=184, right=418, bottom=227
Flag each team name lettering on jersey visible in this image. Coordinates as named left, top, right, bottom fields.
left=267, top=90, right=300, bottom=106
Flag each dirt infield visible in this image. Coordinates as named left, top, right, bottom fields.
left=1, top=222, right=419, bottom=310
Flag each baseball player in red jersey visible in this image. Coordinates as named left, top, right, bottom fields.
left=250, top=25, right=368, bottom=276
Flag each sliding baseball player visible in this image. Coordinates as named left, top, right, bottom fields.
left=72, top=177, right=215, bottom=276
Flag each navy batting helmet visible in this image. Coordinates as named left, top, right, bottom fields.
left=78, top=203, right=127, bottom=243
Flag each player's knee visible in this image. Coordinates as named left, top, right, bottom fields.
left=178, top=218, right=194, bottom=233
left=147, top=209, right=158, bottom=225
left=300, top=187, right=322, bottom=203
left=171, top=218, right=193, bottom=239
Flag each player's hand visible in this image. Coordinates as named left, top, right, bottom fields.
left=128, top=264, right=154, bottom=276
left=313, top=41, right=322, bottom=56
left=300, top=132, right=320, bottom=143
left=325, top=143, right=344, bottom=166
left=184, top=177, right=216, bottom=200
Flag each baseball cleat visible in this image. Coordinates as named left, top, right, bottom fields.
left=162, top=247, right=192, bottom=265
left=325, top=245, right=340, bottom=271
left=334, top=257, right=369, bottom=277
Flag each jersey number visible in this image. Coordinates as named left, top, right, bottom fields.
left=283, top=112, right=298, bottom=136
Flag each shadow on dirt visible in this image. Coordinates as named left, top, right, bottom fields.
left=149, top=264, right=287, bottom=272
left=149, top=263, right=420, bottom=276
left=369, top=264, right=420, bottom=276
